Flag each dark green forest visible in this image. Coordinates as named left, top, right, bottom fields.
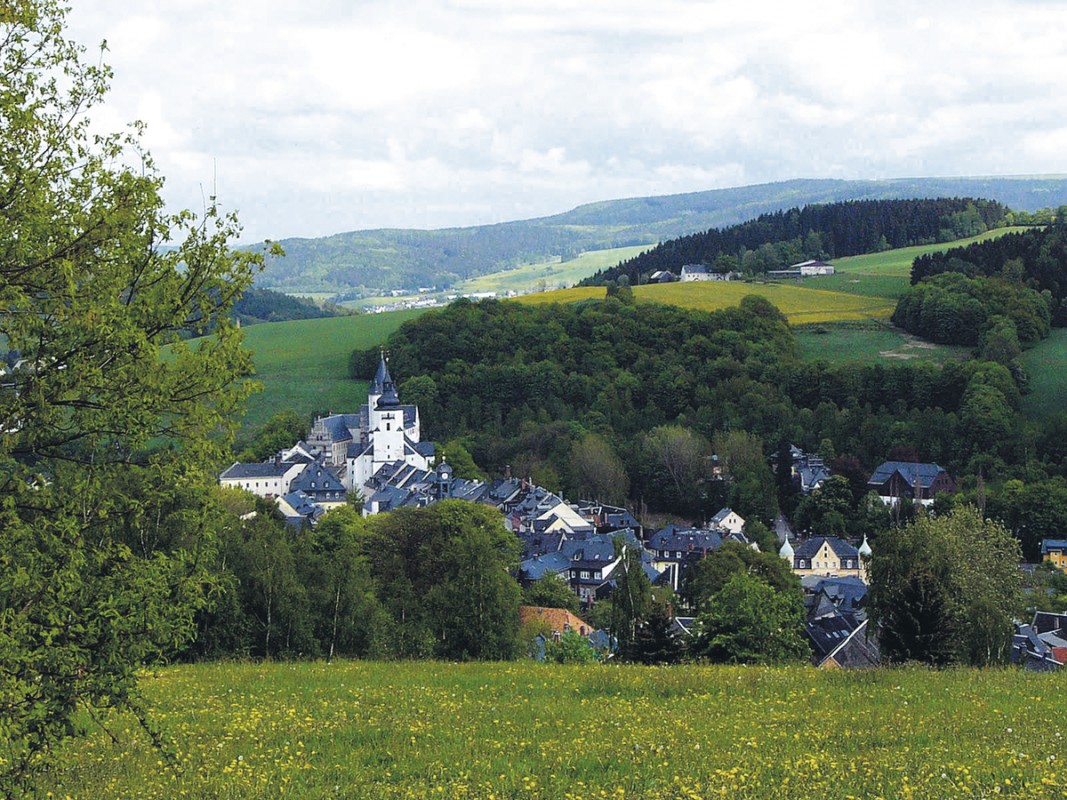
left=350, top=296, right=1067, bottom=559
left=582, top=198, right=1008, bottom=286
left=232, top=287, right=349, bottom=325
left=910, top=221, right=1067, bottom=324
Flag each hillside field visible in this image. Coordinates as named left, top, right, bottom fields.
left=1020, top=328, right=1067, bottom=420
left=42, top=660, right=1067, bottom=799
left=456, top=245, right=651, bottom=295
left=517, top=283, right=896, bottom=324
left=236, top=309, right=425, bottom=436
left=795, top=323, right=971, bottom=365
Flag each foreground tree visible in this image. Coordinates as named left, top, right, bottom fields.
left=867, top=507, right=1022, bottom=666
left=365, top=501, right=522, bottom=660
left=0, top=3, right=268, bottom=789
left=693, top=572, right=809, bottom=665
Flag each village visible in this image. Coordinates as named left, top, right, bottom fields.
left=221, top=355, right=1067, bottom=670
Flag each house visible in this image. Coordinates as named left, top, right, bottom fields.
left=1013, top=612, right=1067, bottom=670
left=1041, top=539, right=1067, bottom=572
left=782, top=536, right=869, bottom=581
left=867, top=461, right=955, bottom=507
left=648, top=270, right=675, bottom=283
left=519, top=605, right=594, bottom=639
left=803, top=575, right=878, bottom=668
left=680, top=264, right=712, bottom=282
left=219, top=460, right=310, bottom=499
left=708, top=507, right=745, bottom=535
left=648, top=525, right=725, bottom=591
left=770, top=445, right=832, bottom=495
left=766, top=259, right=835, bottom=279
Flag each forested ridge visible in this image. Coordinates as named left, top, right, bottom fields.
left=351, top=296, right=1067, bottom=559
left=582, top=198, right=1008, bottom=286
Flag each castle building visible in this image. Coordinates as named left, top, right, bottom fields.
left=332, top=355, right=434, bottom=496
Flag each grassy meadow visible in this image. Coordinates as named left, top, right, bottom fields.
left=795, top=323, right=971, bottom=365
left=42, top=660, right=1067, bottom=799
left=456, top=245, right=651, bottom=295
left=237, top=309, right=424, bottom=435
left=1020, top=328, right=1067, bottom=420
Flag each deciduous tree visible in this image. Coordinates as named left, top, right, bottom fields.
left=0, top=1, right=271, bottom=788
left=868, top=507, right=1022, bottom=666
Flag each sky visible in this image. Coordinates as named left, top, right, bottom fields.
left=66, top=0, right=1067, bottom=243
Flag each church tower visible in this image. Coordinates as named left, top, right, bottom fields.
left=372, top=364, right=405, bottom=464
left=367, top=352, right=390, bottom=434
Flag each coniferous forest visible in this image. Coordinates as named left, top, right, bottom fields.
left=582, top=198, right=1008, bottom=285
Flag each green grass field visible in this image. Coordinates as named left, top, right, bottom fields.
left=456, top=245, right=651, bottom=295
left=237, top=310, right=425, bottom=436
left=42, top=661, right=1067, bottom=799
left=1020, top=328, right=1067, bottom=420
left=795, top=322, right=972, bottom=365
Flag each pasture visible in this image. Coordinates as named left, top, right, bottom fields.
left=236, top=309, right=425, bottom=435
left=41, top=660, right=1067, bottom=800
left=795, top=323, right=971, bottom=365
left=1020, top=328, right=1067, bottom=420
left=457, top=245, right=651, bottom=295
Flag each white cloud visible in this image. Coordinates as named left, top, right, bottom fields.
left=62, top=0, right=1067, bottom=241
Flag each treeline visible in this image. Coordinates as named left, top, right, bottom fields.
left=192, top=500, right=522, bottom=661
left=351, top=298, right=1061, bottom=538
left=910, top=222, right=1067, bottom=324
left=232, top=287, right=350, bottom=325
left=581, top=198, right=1008, bottom=286
left=892, top=273, right=1051, bottom=348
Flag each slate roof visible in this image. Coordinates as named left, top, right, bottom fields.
left=801, top=575, right=868, bottom=611
left=1012, top=623, right=1063, bottom=671
left=315, top=414, right=355, bottom=443
left=370, top=355, right=390, bottom=395
left=648, top=526, right=724, bottom=554
left=794, top=536, right=859, bottom=560
left=1041, top=539, right=1067, bottom=555
left=709, top=507, right=737, bottom=525
left=868, top=461, right=947, bottom=489
left=220, top=461, right=300, bottom=480
left=289, top=462, right=346, bottom=498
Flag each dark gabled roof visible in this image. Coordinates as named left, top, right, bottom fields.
left=805, top=609, right=863, bottom=661
left=347, top=441, right=373, bottom=459
left=794, top=536, right=859, bottom=560
left=414, top=440, right=435, bottom=457
left=221, top=461, right=301, bottom=480
left=709, top=507, right=736, bottom=524
left=402, top=405, right=418, bottom=428
left=1041, top=539, right=1067, bottom=554
left=868, top=461, right=947, bottom=489
left=648, top=527, right=723, bottom=553
left=369, top=484, right=412, bottom=512
left=802, top=575, right=868, bottom=611
left=1032, top=611, right=1067, bottom=636
left=313, top=414, right=355, bottom=443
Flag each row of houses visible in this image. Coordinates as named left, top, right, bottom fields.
left=647, top=259, right=836, bottom=284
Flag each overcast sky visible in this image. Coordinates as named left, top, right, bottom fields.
left=67, top=1, right=1067, bottom=243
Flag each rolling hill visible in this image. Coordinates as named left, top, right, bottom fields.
left=257, top=176, right=1067, bottom=294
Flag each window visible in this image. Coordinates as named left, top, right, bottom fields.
left=581, top=570, right=590, bottom=579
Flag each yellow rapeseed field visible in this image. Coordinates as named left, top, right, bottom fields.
left=39, top=661, right=1067, bottom=799
left=515, top=283, right=896, bottom=324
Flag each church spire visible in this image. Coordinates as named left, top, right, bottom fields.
left=370, top=351, right=390, bottom=396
